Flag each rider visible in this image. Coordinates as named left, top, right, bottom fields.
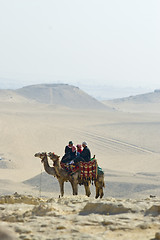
left=61, top=141, right=76, bottom=163
left=74, top=141, right=91, bottom=163
left=76, top=144, right=83, bottom=156
left=81, top=142, right=91, bottom=162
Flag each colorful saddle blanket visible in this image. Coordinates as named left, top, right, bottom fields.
left=60, top=159, right=98, bottom=181
left=60, top=162, right=79, bottom=175
left=79, top=159, right=97, bottom=181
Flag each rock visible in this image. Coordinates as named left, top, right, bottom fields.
left=14, top=226, right=31, bottom=234
left=138, top=223, right=150, bottom=229
left=19, top=235, right=31, bottom=240
left=40, top=224, right=47, bottom=227
left=150, top=195, right=156, bottom=198
left=102, top=220, right=114, bottom=226
left=145, top=205, right=160, bottom=216
left=0, top=194, right=45, bottom=205
left=56, top=225, right=66, bottom=230
left=79, top=202, right=132, bottom=215
left=2, top=214, right=24, bottom=223
left=31, top=204, right=55, bottom=216
left=155, top=232, right=160, bottom=240
left=0, top=226, right=17, bottom=240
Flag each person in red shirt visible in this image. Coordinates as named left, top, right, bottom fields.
left=74, top=142, right=91, bottom=163
left=76, top=144, right=82, bottom=156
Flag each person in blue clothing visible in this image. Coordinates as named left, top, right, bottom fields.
left=61, top=141, right=76, bottom=163
left=74, top=141, right=91, bottom=163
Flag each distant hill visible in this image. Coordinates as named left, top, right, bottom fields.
left=0, top=83, right=111, bottom=109
left=103, top=89, right=160, bottom=112
left=104, top=89, right=160, bottom=103
left=0, top=89, right=34, bottom=103
left=5, top=83, right=109, bottom=109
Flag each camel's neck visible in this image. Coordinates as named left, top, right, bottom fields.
left=42, top=155, right=56, bottom=177
left=53, top=159, right=61, bottom=177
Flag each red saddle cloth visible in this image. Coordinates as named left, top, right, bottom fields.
left=60, top=162, right=79, bottom=174
left=79, top=159, right=98, bottom=181
left=60, top=159, right=98, bottom=181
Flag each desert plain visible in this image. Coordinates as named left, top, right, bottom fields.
left=0, top=84, right=160, bottom=240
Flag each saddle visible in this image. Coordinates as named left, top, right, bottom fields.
left=79, top=159, right=97, bottom=181
left=60, top=158, right=98, bottom=182
left=60, top=162, right=79, bottom=175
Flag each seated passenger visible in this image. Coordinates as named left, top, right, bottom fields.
left=61, top=141, right=76, bottom=163
left=76, top=144, right=82, bottom=156
left=74, top=142, right=91, bottom=163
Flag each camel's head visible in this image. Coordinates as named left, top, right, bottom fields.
left=34, top=152, right=47, bottom=163
left=48, top=152, right=60, bottom=162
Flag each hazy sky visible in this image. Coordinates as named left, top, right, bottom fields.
left=0, top=0, right=160, bottom=89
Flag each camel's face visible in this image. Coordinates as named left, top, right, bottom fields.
left=34, top=152, right=41, bottom=158
left=34, top=152, right=47, bottom=162
left=48, top=152, right=60, bottom=162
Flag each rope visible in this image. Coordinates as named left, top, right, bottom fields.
left=39, top=168, right=43, bottom=198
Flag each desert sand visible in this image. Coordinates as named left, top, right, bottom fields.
left=0, top=84, right=160, bottom=239
left=0, top=193, right=160, bottom=240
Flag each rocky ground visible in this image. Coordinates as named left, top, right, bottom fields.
left=0, top=193, right=160, bottom=240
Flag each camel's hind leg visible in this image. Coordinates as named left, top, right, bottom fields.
left=95, top=175, right=105, bottom=199
left=95, top=180, right=100, bottom=199
left=84, top=181, right=91, bottom=197
left=99, top=189, right=104, bottom=198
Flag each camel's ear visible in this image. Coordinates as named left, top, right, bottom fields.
left=58, top=156, right=60, bottom=159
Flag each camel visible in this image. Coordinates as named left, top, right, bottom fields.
left=47, top=152, right=91, bottom=197
left=34, top=152, right=90, bottom=197
left=48, top=152, right=105, bottom=198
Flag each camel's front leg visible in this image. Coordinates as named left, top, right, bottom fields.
left=70, top=180, right=77, bottom=195
left=71, top=172, right=79, bottom=195
left=58, top=179, right=64, bottom=197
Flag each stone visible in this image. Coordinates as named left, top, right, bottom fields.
left=155, top=232, right=160, bottom=240
left=0, top=226, right=17, bottom=240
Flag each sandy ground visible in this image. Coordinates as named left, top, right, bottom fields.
left=0, top=101, right=160, bottom=179
left=0, top=88, right=160, bottom=239
left=0, top=194, right=160, bottom=240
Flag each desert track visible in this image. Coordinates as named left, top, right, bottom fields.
left=73, top=129, right=155, bottom=154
